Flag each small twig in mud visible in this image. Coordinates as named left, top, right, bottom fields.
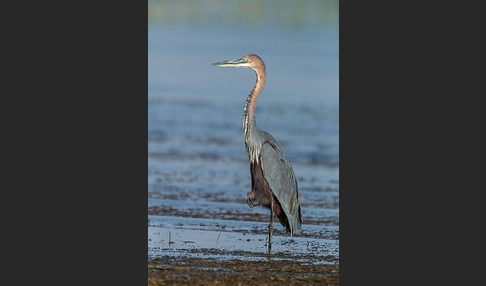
left=216, top=230, right=222, bottom=244
left=169, top=231, right=175, bottom=246
left=329, top=244, right=337, bottom=254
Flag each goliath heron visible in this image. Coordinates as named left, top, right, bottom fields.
left=212, top=54, right=302, bottom=253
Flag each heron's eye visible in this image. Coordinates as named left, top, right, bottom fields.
left=245, top=58, right=250, bottom=62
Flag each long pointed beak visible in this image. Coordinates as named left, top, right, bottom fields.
left=212, top=58, right=246, bottom=67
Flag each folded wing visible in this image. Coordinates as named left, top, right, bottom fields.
left=260, top=141, right=302, bottom=235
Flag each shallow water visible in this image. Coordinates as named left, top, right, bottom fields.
left=148, top=1, right=339, bottom=275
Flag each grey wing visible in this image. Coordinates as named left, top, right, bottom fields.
left=260, top=141, right=302, bottom=234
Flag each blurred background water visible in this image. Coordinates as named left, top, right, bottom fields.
left=148, top=0, right=339, bottom=263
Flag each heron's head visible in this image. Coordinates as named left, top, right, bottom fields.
left=212, top=54, right=265, bottom=73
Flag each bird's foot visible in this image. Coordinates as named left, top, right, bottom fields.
left=247, top=192, right=256, bottom=208
left=247, top=197, right=254, bottom=208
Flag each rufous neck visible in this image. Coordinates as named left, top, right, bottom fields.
left=243, top=69, right=266, bottom=135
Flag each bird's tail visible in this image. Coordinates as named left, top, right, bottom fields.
left=289, top=206, right=302, bottom=236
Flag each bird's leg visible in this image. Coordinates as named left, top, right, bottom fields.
left=268, top=201, right=274, bottom=254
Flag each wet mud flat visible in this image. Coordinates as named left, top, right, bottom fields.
left=148, top=255, right=338, bottom=285
left=148, top=213, right=339, bottom=285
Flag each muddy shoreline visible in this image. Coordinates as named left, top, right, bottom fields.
left=148, top=255, right=339, bottom=285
